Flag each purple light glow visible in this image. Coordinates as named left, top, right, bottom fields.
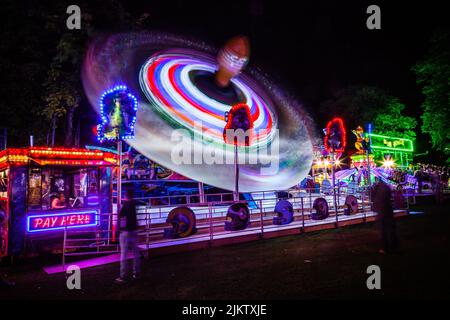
left=26, top=209, right=100, bottom=233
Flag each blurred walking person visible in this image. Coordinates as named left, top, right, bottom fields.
left=371, top=178, right=399, bottom=254
left=115, top=189, right=141, bottom=283
left=414, top=169, right=423, bottom=194
left=432, top=170, right=443, bottom=204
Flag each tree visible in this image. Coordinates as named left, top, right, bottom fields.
left=41, top=72, right=79, bottom=146
left=1, top=1, right=151, bottom=147
left=373, top=98, right=417, bottom=140
left=319, top=85, right=413, bottom=132
left=412, top=29, right=450, bottom=163
left=40, top=1, right=148, bottom=147
left=319, top=85, right=391, bottom=131
left=319, top=85, right=417, bottom=153
left=42, top=22, right=87, bottom=147
left=0, top=0, right=53, bottom=147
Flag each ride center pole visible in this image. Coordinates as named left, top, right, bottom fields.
left=332, top=150, right=338, bottom=224
left=117, top=140, right=122, bottom=217
left=366, top=149, right=371, bottom=187
left=234, top=143, right=239, bottom=201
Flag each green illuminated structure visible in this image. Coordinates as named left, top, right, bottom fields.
left=367, top=133, right=414, bottom=168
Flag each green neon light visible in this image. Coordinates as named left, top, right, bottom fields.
left=368, top=133, right=413, bottom=141
left=367, top=133, right=414, bottom=152
left=350, top=154, right=374, bottom=161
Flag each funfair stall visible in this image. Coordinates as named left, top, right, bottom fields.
left=0, top=147, right=116, bottom=257
left=367, top=133, right=414, bottom=168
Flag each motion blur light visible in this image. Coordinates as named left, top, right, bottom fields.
left=383, top=159, right=394, bottom=168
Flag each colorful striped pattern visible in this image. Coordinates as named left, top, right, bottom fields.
left=139, top=51, right=277, bottom=146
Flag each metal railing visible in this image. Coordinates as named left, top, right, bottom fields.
left=60, top=186, right=410, bottom=269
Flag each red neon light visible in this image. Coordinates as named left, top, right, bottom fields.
left=27, top=210, right=99, bottom=233
left=35, top=160, right=114, bottom=166
left=0, top=147, right=117, bottom=167
left=33, top=215, right=91, bottom=229
left=29, top=147, right=106, bottom=159
left=324, top=117, right=347, bottom=153
left=223, top=103, right=254, bottom=146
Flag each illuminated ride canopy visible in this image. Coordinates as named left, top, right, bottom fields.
left=333, top=132, right=416, bottom=187
left=82, top=33, right=314, bottom=192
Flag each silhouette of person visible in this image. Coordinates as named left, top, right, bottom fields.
left=371, top=178, right=399, bottom=254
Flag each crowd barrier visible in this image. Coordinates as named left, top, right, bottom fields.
left=59, top=186, right=410, bottom=269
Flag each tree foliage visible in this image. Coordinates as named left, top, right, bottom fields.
left=42, top=32, right=84, bottom=146
left=319, top=85, right=417, bottom=140
left=373, top=99, right=417, bottom=140
left=1, top=0, right=152, bottom=147
left=412, top=30, right=450, bottom=163
left=0, top=1, right=51, bottom=146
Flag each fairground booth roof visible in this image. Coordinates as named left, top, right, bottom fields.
left=0, top=147, right=117, bottom=169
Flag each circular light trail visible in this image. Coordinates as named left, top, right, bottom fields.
left=139, top=52, right=276, bottom=147
left=82, top=33, right=315, bottom=192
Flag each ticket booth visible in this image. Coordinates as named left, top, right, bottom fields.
left=0, top=147, right=116, bottom=257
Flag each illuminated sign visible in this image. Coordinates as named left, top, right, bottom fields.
left=324, top=117, right=347, bottom=153
left=26, top=209, right=100, bottom=233
left=0, top=147, right=116, bottom=168
left=350, top=154, right=375, bottom=168
left=367, top=133, right=413, bottom=152
left=97, top=85, right=138, bottom=142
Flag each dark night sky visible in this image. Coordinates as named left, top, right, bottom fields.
left=117, top=0, right=448, bottom=155
left=118, top=0, right=447, bottom=111
left=2, top=0, right=449, bottom=159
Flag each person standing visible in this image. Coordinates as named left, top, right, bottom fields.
left=115, top=189, right=141, bottom=283
left=431, top=170, right=442, bottom=204
left=414, top=169, right=423, bottom=194
left=371, top=178, right=399, bottom=254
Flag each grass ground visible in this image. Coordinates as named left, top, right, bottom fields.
left=1, top=202, right=449, bottom=300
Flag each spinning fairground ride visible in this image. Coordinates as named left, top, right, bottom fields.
left=333, top=127, right=417, bottom=194
left=81, top=31, right=317, bottom=239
